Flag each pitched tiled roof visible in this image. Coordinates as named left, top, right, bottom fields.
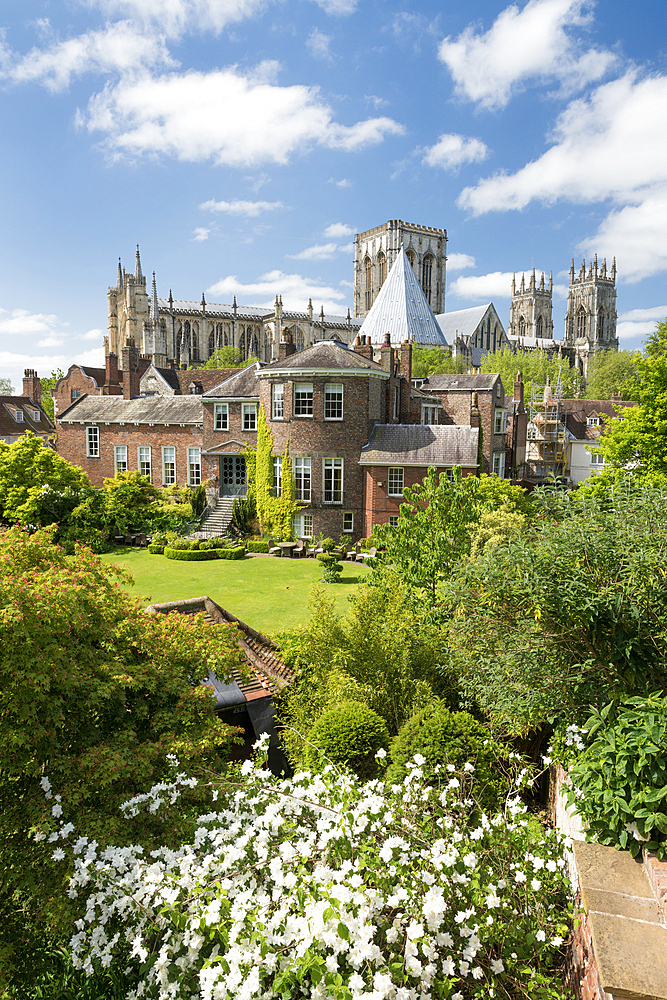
left=203, top=361, right=262, bottom=398
left=559, top=398, right=635, bottom=441
left=58, top=394, right=203, bottom=424
left=258, top=341, right=386, bottom=374
left=418, top=373, right=501, bottom=392
left=143, top=365, right=241, bottom=394
left=359, top=246, right=447, bottom=347
left=360, top=424, right=479, bottom=467
left=0, top=397, right=55, bottom=440
left=144, top=596, right=292, bottom=710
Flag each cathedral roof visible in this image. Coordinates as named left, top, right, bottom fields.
left=358, top=247, right=447, bottom=347
left=359, top=424, right=479, bottom=468
left=434, top=303, right=498, bottom=343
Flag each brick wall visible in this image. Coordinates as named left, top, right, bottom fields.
left=425, top=384, right=508, bottom=475
left=56, top=421, right=203, bottom=488
left=362, top=464, right=477, bottom=537
left=53, top=369, right=103, bottom=419
left=202, top=400, right=258, bottom=485
left=564, top=889, right=613, bottom=1000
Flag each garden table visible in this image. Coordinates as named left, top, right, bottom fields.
left=276, top=541, right=298, bottom=558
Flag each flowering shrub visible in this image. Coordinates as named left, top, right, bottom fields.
left=41, top=740, right=572, bottom=1000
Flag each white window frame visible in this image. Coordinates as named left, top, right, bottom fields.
left=14, top=408, right=24, bottom=423
left=343, top=512, right=354, bottom=533
left=162, top=446, right=176, bottom=485
left=323, top=457, right=343, bottom=504
left=138, top=446, right=152, bottom=480
left=28, top=406, right=40, bottom=422
left=86, top=426, right=99, bottom=458
left=494, top=409, right=507, bottom=434
left=188, top=447, right=202, bottom=486
left=294, top=457, right=311, bottom=502
left=492, top=452, right=506, bottom=477
left=294, top=383, right=313, bottom=417
left=271, top=383, right=284, bottom=420
left=242, top=404, right=257, bottom=431
left=324, top=383, right=343, bottom=421
left=293, top=513, right=313, bottom=539
left=587, top=416, right=600, bottom=427
left=273, top=455, right=282, bottom=497
left=388, top=515, right=399, bottom=527
left=214, top=403, right=228, bottom=431
left=590, top=452, right=605, bottom=465
left=421, top=405, right=437, bottom=426
left=388, top=467, right=404, bottom=496
left=114, top=445, right=128, bottom=475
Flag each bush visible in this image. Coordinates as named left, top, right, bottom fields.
left=321, top=537, right=337, bottom=552
left=147, top=544, right=164, bottom=554
left=199, top=537, right=229, bottom=550
left=317, top=552, right=342, bottom=583
left=216, top=546, right=245, bottom=560
left=302, top=700, right=389, bottom=779
left=164, top=547, right=218, bottom=561
left=191, top=483, right=207, bottom=520
left=247, top=540, right=269, bottom=553
left=386, top=702, right=509, bottom=814
left=565, top=693, right=667, bottom=858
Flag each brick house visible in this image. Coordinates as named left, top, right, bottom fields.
left=0, top=370, right=55, bottom=445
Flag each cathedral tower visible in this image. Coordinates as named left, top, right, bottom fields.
left=563, top=255, right=618, bottom=376
left=107, top=245, right=149, bottom=366
left=353, top=220, right=447, bottom=318
left=508, top=268, right=553, bottom=340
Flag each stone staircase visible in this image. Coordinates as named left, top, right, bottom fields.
left=200, top=495, right=235, bottom=536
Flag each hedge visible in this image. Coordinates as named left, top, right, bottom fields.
left=216, top=546, right=246, bottom=560
left=148, top=544, right=164, bottom=554
left=164, top=547, right=218, bottom=562
left=247, top=540, right=269, bottom=553
left=302, top=701, right=389, bottom=780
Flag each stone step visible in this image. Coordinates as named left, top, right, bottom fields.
left=200, top=496, right=236, bottom=536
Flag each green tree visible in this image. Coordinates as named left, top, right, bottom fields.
left=38, top=368, right=65, bottom=421
left=0, top=376, right=14, bottom=395
left=411, top=346, right=465, bottom=378
left=193, top=347, right=255, bottom=370
left=0, top=526, right=244, bottom=987
left=584, top=350, right=639, bottom=401
left=0, top=433, right=91, bottom=525
left=480, top=349, right=583, bottom=401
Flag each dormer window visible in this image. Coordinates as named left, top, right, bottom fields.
left=587, top=416, right=600, bottom=427
left=13, top=408, right=24, bottom=423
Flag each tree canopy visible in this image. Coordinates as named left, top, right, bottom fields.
left=192, top=347, right=256, bottom=370
left=411, top=346, right=465, bottom=378
left=584, top=350, right=639, bottom=401
left=480, top=348, right=583, bottom=401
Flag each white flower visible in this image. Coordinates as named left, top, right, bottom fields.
left=52, top=804, right=63, bottom=818
left=458, top=961, right=470, bottom=975
left=412, top=754, right=426, bottom=765
left=491, top=959, right=504, bottom=974
left=406, top=921, right=423, bottom=940
left=452, top=994, right=463, bottom=1000
left=531, top=879, right=541, bottom=890
left=33, top=831, right=46, bottom=842
left=471, top=967, right=483, bottom=980
left=625, top=821, right=650, bottom=842
left=551, top=936, right=564, bottom=947
left=514, top=870, right=526, bottom=883
left=536, top=930, right=546, bottom=942
left=448, top=778, right=460, bottom=789
left=546, top=860, right=557, bottom=872
left=52, top=848, right=65, bottom=861
left=462, top=852, right=477, bottom=868
left=447, top=764, right=455, bottom=772
left=375, top=747, right=387, bottom=759
left=463, top=762, right=475, bottom=772
left=441, top=957, right=455, bottom=976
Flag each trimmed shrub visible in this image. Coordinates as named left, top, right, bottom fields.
left=247, top=540, right=269, bottom=553
left=321, top=537, right=337, bottom=553
left=387, top=702, right=509, bottom=814
left=317, top=552, right=342, bottom=583
left=164, top=547, right=218, bottom=562
left=199, top=537, right=229, bottom=550
left=302, top=701, right=390, bottom=780
left=148, top=544, right=164, bottom=554
left=216, top=546, right=245, bottom=560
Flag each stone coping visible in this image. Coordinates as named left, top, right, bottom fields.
left=574, top=840, right=667, bottom=1000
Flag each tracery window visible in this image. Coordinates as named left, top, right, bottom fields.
left=422, top=254, right=433, bottom=304
left=536, top=316, right=543, bottom=338
left=364, top=256, right=372, bottom=312
left=406, top=249, right=416, bottom=270
left=287, top=325, right=304, bottom=352
left=598, top=308, right=605, bottom=340
left=377, top=251, right=386, bottom=290
left=519, top=316, right=526, bottom=337
left=577, top=307, right=587, bottom=339
left=208, top=330, right=215, bottom=355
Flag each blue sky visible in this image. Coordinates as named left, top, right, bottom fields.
left=1, top=0, right=666, bottom=389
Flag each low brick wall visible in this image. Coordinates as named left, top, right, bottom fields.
left=564, top=886, right=613, bottom=1000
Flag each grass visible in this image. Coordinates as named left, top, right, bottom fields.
left=100, top=548, right=370, bottom=635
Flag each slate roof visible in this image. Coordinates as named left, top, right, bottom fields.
left=0, top=396, right=55, bottom=440
left=559, top=399, right=635, bottom=441
left=58, top=394, right=203, bottom=424
left=418, top=373, right=501, bottom=393
left=359, top=246, right=447, bottom=347
left=258, top=341, right=387, bottom=375
left=143, top=365, right=241, bottom=395
left=360, top=424, right=479, bottom=467
left=203, top=361, right=262, bottom=398
left=144, top=597, right=292, bottom=710
left=435, top=304, right=494, bottom=342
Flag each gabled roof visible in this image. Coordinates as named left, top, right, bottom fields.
left=57, top=394, right=203, bottom=425
left=418, top=373, right=502, bottom=393
left=559, top=398, right=635, bottom=441
left=435, top=303, right=499, bottom=343
left=257, top=341, right=386, bottom=376
left=359, top=246, right=447, bottom=347
left=0, top=396, right=54, bottom=439
left=360, top=424, right=479, bottom=468
left=203, top=361, right=262, bottom=398
left=142, top=364, right=241, bottom=395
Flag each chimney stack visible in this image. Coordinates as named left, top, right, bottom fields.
left=121, top=342, right=141, bottom=399
left=514, top=370, right=525, bottom=411
left=22, top=369, right=42, bottom=405
left=279, top=331, right=297, bottom=360
left=380, top=331, right=393, bottom=373
left=470, top=392, right=481, bottom=428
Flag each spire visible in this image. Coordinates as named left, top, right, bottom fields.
left=150, top=271, right=158, bottom=323
left=570, top=259, right=575, bottom=282
left=612, top=257, right=617, bottom=283
left=539, top=271, right=545, bottom=291
left=357, top=245, right=446, bottom=347
left=549, top=270, right=553, bottom=292
left=512, top=272, right=516, bottom=294
left=594, top=252, right=598, bottom=278
left=116, top=258, right=123, bottom=290
left=134, top=245, right=143, bottom=282
left=168, top=289, right=173, bottom=309
left=530, top=267, right=536, bottom=290
left=201, top=292, right=206, bottom=310
left=233, top=296, right=238, bottom=315
left=520, top=273, right=525, bottom=293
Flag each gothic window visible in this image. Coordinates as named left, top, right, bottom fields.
left=287, top=325, right=304, bottom=351
left=598, top=308, right=605, bottom=340
left=377, top=251, right=386, bottom=290
left=406, top=249, right=416, bottom=270
left=519, top=316, right=526, bottom=337
left=239, top=330, right=246, bottom=356
left=536, top=315, right=543, bottom=338
left=191, top=324, right=199, bottom=361
left=176, top=327, right=183, bottom=358
left=364, top=256, right=372, bottom=312
left=422, top=254, right=433, bottom=304
left=184, top=320, right=191, bottom=343
left=159, top=319, right=167, bottom=337
left=577, top=307, right=587, bottom=339
left=208, top=330, right=215, bottom=355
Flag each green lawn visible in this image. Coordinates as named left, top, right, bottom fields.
left=100, top=548, right=370, bottom=636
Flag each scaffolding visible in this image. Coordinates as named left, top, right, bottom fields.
left=525, top=370, right=569, bottom=482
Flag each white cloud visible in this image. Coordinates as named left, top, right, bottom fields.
left=439, top=0, right=616, bottom=110
left=206, top=269, right=348, bottom=313
left=421, top=133, right=488, bottom=170
left=446, top=253, right=476, bottom=271
left=192, top=227, right=210, bottom=241
left=328, top=177, right=352, bottom=187
left=0, top=22, right=174, bottom=92
left=80, top=328, right=105, bottom=340
left=80, top=63, right=404, bottom=166
left=37, top=336, right=65, bottom=347
left=619, top=306, right=667, bottom=323
left=578, top=188, right=667, bottom=283
left=306, top=29, right=334, bottom=62
left=199, top=198, right=283, bottom=216
left=449, top=271, right=514, bottom=300
left=0, top=347, right=105, bottom=394
left=287, top=243, right=340, bottom=261
left=365, top=94, right=389, bottom=109
left=323, top=222, right=355, bottom=238
left=616, top=305, right=667, bottom=341
left=312, top=0, right=357, bottom=14
left=85, top=0, right=269, bottom=39
left=0, top=309, right=60, bottom=336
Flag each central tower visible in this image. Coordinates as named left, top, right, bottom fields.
left=353, top=220, right=447, bottom=318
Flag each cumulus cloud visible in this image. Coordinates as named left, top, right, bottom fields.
left=206, top=270, right=348, bottom=313
left=578, top=188, right=667, bottom=283
left=421, top=133, right=488, bottom=170
left=80, top=328, right=105, bottom=340
left=79, top=62, right=403, bottom=166
left=37, top=336, right=65, bottom=347
left=0, top=22, right=174, bottom=91
left=0, top=309, right=60, bottom=336
left=323, top=222, right=355, bottom=238
left=448, top=271, right=515, bottom=301
left=0, top=344, right=104, bottom=394
left=312, top=0, right=357, bottom=14
left=192, top=227, right=210, bottom=241
left=439, top=0, right=617, bottom=110
left=328, top=177, right=352, bottom=187
left=84, top=0, right=267, bottom=38
left=307, top=29, right=334, bottom=62
left=287, top=243, right=340, bottom=261
left=199, top=198, right=283, bottom=216
left=616, top=305, right=667, bottom=341
left=446, top=253, right=476, bottom=271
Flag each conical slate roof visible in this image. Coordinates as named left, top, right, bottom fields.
left=359, top=246, right=447, bottom=347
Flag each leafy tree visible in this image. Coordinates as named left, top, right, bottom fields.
left=480, top=348, right=583, bottom=401
left=0, top=432, right=91, bottom=525
left=0, top=376, right=14, bottom=395
left=0, top=526, right=244, bottom=986
left=584, top=350, right=639, bottom=401
left=469, top=503, right=527, bottom=558
left=37, top=368, right=65, bottom=421
left=411, top=346, right=465, bottom=378
left=193, top=347, right=255, bottom=370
